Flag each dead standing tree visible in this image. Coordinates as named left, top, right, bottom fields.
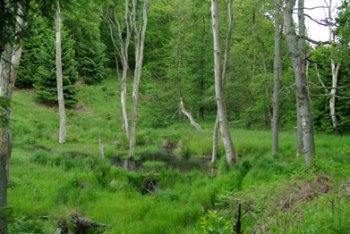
left=129, top=0, right=148, bottom=160
left=107, top=0, right=132, bottom=139
left=325, top=0, right=340, bottom=130
left=211, top=0, right=236, bottom=166
left=272, top=0, right=282, bottom=155
left=283, top=0, right=315, bottom=167
left=55, top=1, right=67, bottom=144
left=106, top=0, right=148, bottom=162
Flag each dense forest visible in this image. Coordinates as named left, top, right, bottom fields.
left=0, top=0, right=350, bottom=233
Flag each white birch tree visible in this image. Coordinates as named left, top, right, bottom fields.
left=283, top=0, right=315, bottom=166
left=210, top=0, right=236, bottom=166
left=326, top=0, right=341, bottom=130
left=107, top=0, right=132, bottom=139
left=129, top=0, right=148, bottom=159
left=211, top=0, right=234, bottom=164
left=55, top=1, right=67, bottom=144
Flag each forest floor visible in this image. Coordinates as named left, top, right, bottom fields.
left=7, top=77, right=350, bottom=233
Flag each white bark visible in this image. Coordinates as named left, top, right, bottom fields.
left=283, top=0, right=315, bottom=167
left=296, top=99, right=304, bottom=157
left=129, top=0, right=148, bottom=159
left=211, top=0, right=236, bottom=166
left=326, top=0, right=340, bottom=130
left=211, top=0, right=234, bottom=164
left=211, top=117, right=219, bottom=163
left=107, top=0, right=132, bottom=139
left=56, top=1, right=67, bottom=144
left=272, top=0, right=282, bottom=155
left=179, top=98, right=203, bottom=131
left=330, top=62, right=340, bottom=129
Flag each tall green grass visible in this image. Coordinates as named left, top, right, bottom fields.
left=8, top=77, right=350, bottom=233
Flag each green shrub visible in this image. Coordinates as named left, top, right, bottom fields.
left=200, top=210, right=232, bottom=234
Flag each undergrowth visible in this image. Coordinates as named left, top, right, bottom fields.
left=7, top=78, right=350, bottom=233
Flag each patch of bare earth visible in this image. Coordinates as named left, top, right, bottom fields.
left=280, top=173, right=332, bottom=212
left=253, top=174, right=333, bottom=234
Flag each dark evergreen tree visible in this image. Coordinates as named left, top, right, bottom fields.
left=34, top=26, right=78, bottom=106
left=16, top=8, right=48, bottom=88
left=64, top=0, right=106, bottom=84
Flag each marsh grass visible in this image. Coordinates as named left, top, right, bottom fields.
left=8, top=77, right=350, bottom=233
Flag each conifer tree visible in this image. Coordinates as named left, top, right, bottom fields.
left=33, top=25, right=78, bottom=106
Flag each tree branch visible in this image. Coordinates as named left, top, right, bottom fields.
left=304, top=13, right=329, bottom=26
left=179, top=98, right=203, bottom=131
left=294, top=6, right=328, bottom=10
left=300, top=35, right=330, bottom=45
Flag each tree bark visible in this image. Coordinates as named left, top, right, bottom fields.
left=179, top=98, right=203, bottom=131
left=211, top=0, right=234, bottom=164
left=211, top=117, right=219, bottom=163
left=56, top=1, right=67, bottom=144
left=272, top=0, right=282, bottom=155
left=0, top=7, right=23, bottom=230
left=129, top=0, right=148, bottom=159
left=326, top=0, right=340, bottom=130
left=296, top=98, right=304, bottom=157
left=330, top=62, right=340, bottom=129
left=0, top=43, right=12, bottom=234
left=107, top=0, right=132, bottom=139
left=283, top=0, right=315, bottom=167
left=211, top=0, right=236, bottom=166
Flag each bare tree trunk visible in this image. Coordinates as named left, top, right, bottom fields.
left=56, top=1, right=67, bottom=144
left=129, top=0, right=148, bottom=159
left=211, top=117, right=219, bottom=163
left=0, top=7, right=23, bottom=230
left=272, top=0, right=282, bottom=155
left=107, top=0, right=132, bottom=139
left=326, top=0, right=340, bottom=130
left=296, top=99, right=304, bottom=157
left=0, top=43, right=12, bottom=234
left=211, top=0, right=234, bottom=164
left=330, top=62, right=340, bottom=129
left=121, top=65, right=129, bottom=138
left=211, top=0, right=236, bottom=166
left=283, top=0, right=315, bottom=167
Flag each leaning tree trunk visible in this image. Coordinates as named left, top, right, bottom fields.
left=272, top=0, right=282, bottom=155
left=129, top=0, right=148, bottom=159
left=56, top=1, right=67, bottom=144
left=179, top=98, right=203, bottom=131
left=283, top=0, right=315, bottom=167
left=211, top=0, right=236, bottom=166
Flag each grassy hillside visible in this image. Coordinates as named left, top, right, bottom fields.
left=8, top=77, right=350, bottom=233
